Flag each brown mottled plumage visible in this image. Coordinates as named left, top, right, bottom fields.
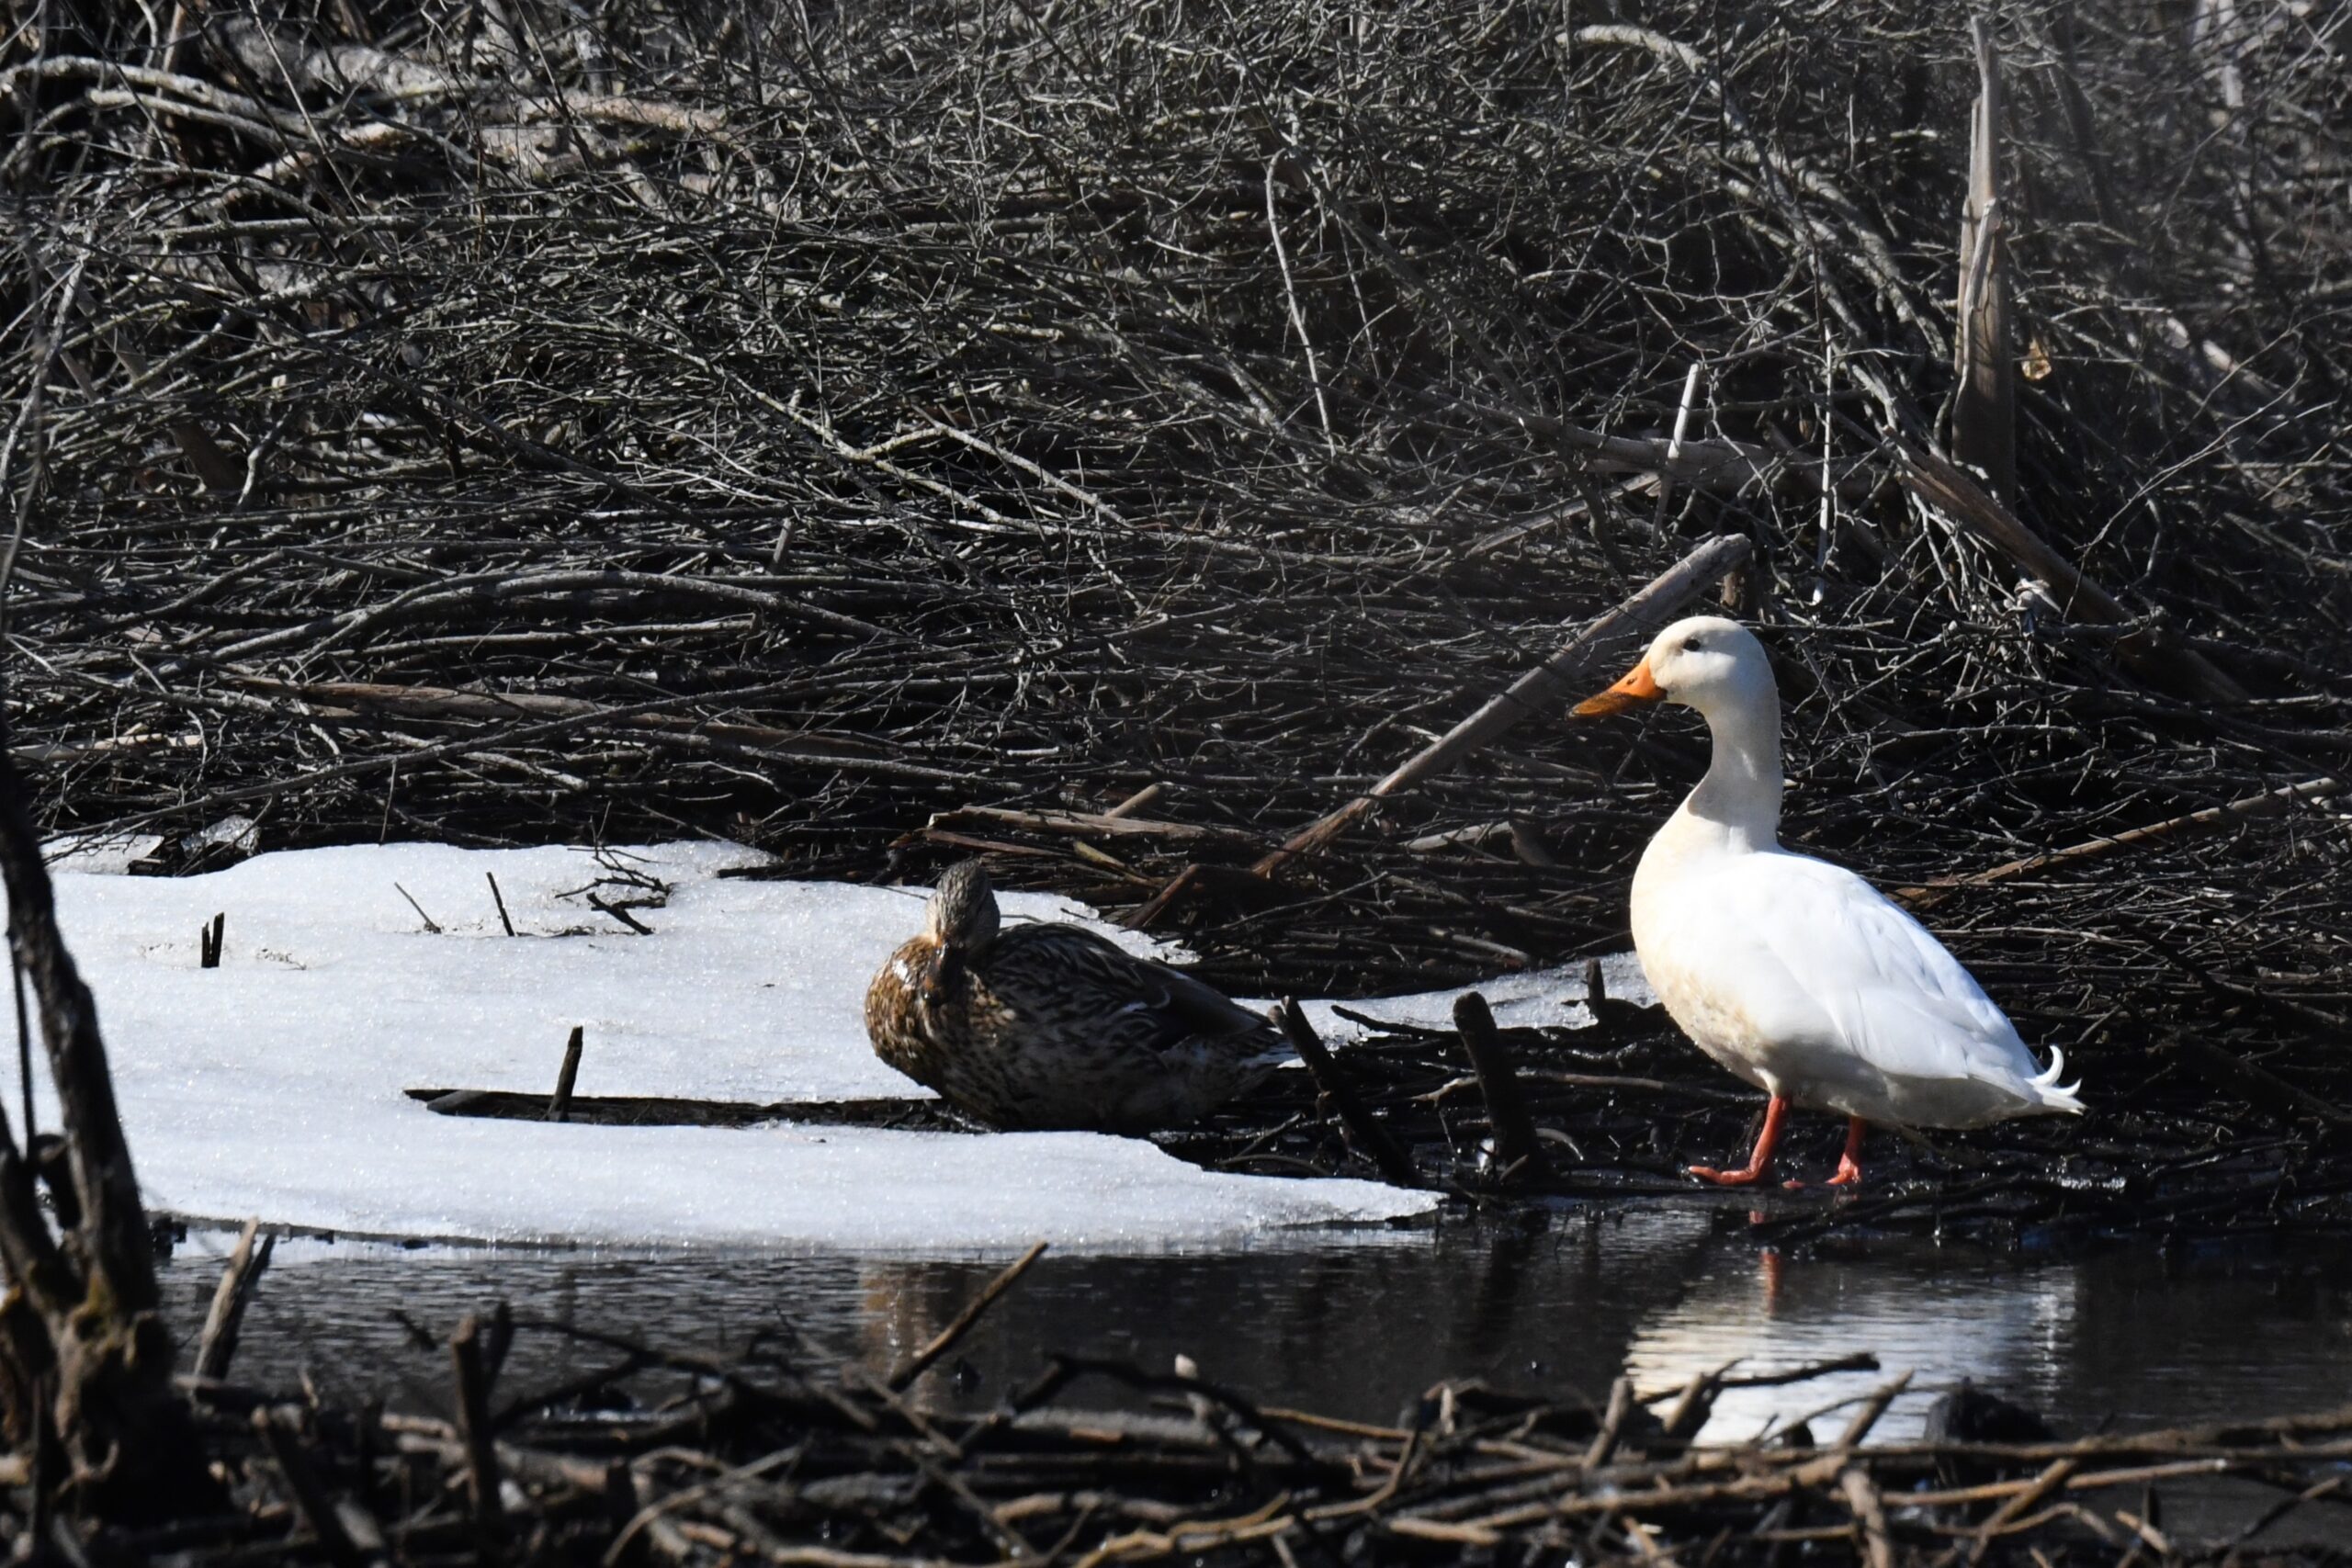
left=864, top=862, right=1290, bottom=1132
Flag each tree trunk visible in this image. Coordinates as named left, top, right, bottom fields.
left=0, top=713, right=215, bottom=1521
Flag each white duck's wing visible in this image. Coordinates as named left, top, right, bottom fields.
left=1685, top=851, right=2080, bottom=1125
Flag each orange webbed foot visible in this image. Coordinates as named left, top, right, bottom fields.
left=1689, top=1095, right=1792, bottom=1189
left=1688, top=1163, right=1770, bottom=1187
left=1824, top=1119, right=1867, bottom=1187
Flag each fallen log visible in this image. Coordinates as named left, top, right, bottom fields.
left=407, top=1087, right=962, bottom=1131
left=923, top=806, right=1254, bottom=844
left=1250, top=533, right=1754, bottom=878
left=1124, top=534, right=1751, bottom=928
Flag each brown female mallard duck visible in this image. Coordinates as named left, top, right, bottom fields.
left=864, top=861, right=1290, bottom=1132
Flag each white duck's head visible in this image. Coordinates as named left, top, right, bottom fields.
left=1574, top=615, right=1776, bottom=724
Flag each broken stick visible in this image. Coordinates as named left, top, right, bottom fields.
left=1125, top=534, right=1751, bottom=928
left=1952, top=17, right=2015, bottom=504
left=1897, top=776, right=2339, bottom=908
left=1276, top=1000, right=1422, bottom=1189
left=1252, top=532, right=1752, bottom=877
left=1453, top=993, right=1542, bottom=1177
left=449, top=1315, right=506, bottom=1543
left=194, top=1218, right=275, bottom=1382
left=547, top=1027, right=585, bottom=1122
left=886, top=1239, right=1049, bottom=1392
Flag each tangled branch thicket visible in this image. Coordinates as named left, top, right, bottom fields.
left=3, top=2, right=2348, bottom=1142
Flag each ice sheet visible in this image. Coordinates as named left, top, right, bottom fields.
left=1288, top=953, right=1655, bottom=1041
left=47, top=842, right=1453, bottom=1249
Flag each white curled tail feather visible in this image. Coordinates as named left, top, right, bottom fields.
left=2025, top=1045, right=2085, bottom=1115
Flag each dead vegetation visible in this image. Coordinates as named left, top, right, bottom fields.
left=6, top=0, right=2347, bottom=1177
left=4, top=0, right=2352, bottom=1536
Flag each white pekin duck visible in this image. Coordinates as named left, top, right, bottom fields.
left=1575, top=615, right=2082, bottom=1187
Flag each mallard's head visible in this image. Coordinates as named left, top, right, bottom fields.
left=924, top=860, right=1001, bottom=959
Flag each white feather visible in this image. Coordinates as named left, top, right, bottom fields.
left=1651, top=849, right=2081, bottom=1127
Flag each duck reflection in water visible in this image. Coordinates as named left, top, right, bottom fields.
left=1623, top=1239, right=2075, bottom=1444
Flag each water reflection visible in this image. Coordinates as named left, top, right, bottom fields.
left=1623, top=1238, right=2075, bottom=1442
left=847, top=1207, right=1721, bottom=1419
left=159, top=1211, right=2350, bottom=1459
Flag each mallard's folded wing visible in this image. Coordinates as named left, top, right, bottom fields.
left=989, top=923, right=1284, bottom=1060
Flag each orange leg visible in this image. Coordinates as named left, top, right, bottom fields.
left=1690, top=1095, right=1789, bottom=1186
left=1825, top=1118, right=1866, bottom=1187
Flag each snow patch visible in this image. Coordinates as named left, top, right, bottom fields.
left=44, top=830, right=166, bottom=874
left=51, top=842, right=1438, bottom=1250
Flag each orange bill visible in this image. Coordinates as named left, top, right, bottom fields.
left=1573, top=657, right=1663, bottom=717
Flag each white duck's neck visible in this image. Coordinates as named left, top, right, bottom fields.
left=1668, top=689, right=1784, bottom=855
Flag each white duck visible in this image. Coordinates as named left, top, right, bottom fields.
left=1576, top=615, right=2082, bottom=1187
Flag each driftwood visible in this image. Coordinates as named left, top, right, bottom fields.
left=192, top=1218, right=274, bottom=1382
left=1898, top=775, right=2343, bottom=908
left=886, top=1240, right=1048, bottom=1393
left=1274, top=1001, right=1424, bottom=1190
left=407, top=1086, right=963, bottom=1132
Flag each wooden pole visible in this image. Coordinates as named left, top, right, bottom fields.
left=547, top=1026, right=585, bottom=1122
left=1453, top=993, right=1541, bottom=1177
left=1952, top=17, right=2015, bottom=503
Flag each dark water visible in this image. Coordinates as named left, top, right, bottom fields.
left=162, top=1207, right=2352, bottom=1541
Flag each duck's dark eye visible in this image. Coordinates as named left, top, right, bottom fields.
left=1682, top=637, right=1702, bottom=652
